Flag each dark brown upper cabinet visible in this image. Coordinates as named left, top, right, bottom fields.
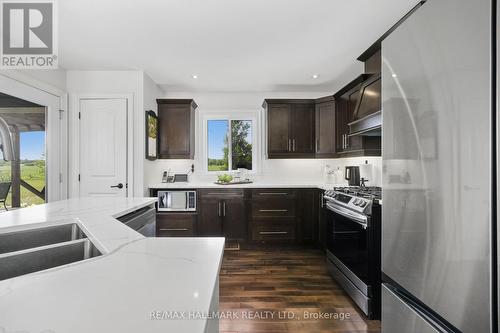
left=334, top=75, right=381, bottom=157
left=157, top=99, right=197, bottom=159
left=315, top=96, right=336, bottom=158
left=263, top=99, right=315, bottom=158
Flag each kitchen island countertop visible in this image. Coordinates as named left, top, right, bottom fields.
left=0, top=197, right=224, bottom=333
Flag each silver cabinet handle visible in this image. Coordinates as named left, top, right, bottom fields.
left=345, top=134, right=349, bottom=148
left=320, top=193, right=324, bottom=208
left=258, top=192, right=288, bottom=196
left=218, top=202, right=221, bottom=217
left=292, top=139, right=296, bottom=152
left=259, top=231, right=288, bottom=235
left=288, top=139, right=291, bottom=152
left=258, top=209, right=288, bottom=212
left=342, top=134, right=346, bottom=149
left=159, top=228, right=189, bottom=231
left=223, top=202, right=226, bottom=217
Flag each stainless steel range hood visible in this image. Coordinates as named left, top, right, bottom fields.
left=348, top=74, right=382, bottom=137
left=0, top=116, right=14, bottom=161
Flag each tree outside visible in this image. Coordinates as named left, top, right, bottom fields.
left=231, top=120, right=252, bottom=170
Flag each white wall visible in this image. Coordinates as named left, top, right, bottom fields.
left=0, top=69, right=67, bottom=93
left=66, top=70, right=163, bottom=197
left=143, top=91, right=382, bottom=187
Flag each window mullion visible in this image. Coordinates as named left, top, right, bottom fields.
left=227, top=119, right=232, bottom=171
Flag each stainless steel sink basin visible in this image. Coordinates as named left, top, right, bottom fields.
left=0, top=223, right=88, bottom=254
left=0, top=224, right=102, bottom=281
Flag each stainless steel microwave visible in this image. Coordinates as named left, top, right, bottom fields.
left=157, top=190, right=196, bottom=212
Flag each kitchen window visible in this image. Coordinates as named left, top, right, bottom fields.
left=206, top=118, right=256, bottom=172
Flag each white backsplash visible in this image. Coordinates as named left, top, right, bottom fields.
left=144, top=156, right=382, bottom=187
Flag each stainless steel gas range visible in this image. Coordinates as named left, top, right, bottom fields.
left=323, top=187, right=381, bottom=319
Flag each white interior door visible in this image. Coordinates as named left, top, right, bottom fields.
left=79, top=98, right=127, bottom=197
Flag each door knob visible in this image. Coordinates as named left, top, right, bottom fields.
left=110, top=183, right=124, bottom=189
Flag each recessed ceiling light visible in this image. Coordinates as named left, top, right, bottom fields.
left=192, top=74, right=198, bottom=79
left=312, top=74, right=319, bottom=79
left=392, top=73, right=397, bottom=78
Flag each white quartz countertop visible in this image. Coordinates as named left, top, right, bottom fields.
left=149, top=181, right=343, bottom=191
left=0, top=198, right=225, bottom=333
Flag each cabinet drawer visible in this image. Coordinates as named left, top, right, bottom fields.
left=199, top=189, right=244, bottom=198
left=251, top=222, right=296, bottom=241
left=251, top=189, right=296, bottom=199
left=156, top=214, right=195, bottom=237
left=251, top=200, right=296, bottom=217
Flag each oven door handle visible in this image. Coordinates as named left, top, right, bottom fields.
left=326, top=203, right=368, bottom=229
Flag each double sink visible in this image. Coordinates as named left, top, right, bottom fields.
left=0, top=222, right=102, bottom=282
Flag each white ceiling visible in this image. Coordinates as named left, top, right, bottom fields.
left=59, top=0, right=420, bottom=92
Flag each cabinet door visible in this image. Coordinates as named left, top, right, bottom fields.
left=198, top=198, right=222, bottom=236
left=315, top=101, right=336, bottom=157
left=297, top=189, right=317, bottom=243
left=158, top=103, right=193, bottom=158
left=290, top=103, right=315, bottom=155
left=335, top=97, right=349, bottom=152
left=222, top=198, right=247, bottom=241
left=267, top=104, right=291, bottom=156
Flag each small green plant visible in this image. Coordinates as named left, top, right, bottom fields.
left=217, top=174, right=233, bottom=183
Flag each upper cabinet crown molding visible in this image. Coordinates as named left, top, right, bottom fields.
left=157, top=99, right=198, bottom=109
left=157, top=99, right=197, bottom=159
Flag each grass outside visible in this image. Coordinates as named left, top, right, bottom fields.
left=0, top=162, right=45, bottom=208
left=208, top=158, right=228, bottom=172
left=208, top=165, right=228, bottom=171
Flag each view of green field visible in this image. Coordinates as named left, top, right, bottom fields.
left=0, top=160, right=45, bottom=208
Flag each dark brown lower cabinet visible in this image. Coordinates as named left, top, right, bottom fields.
left=156, top=213, right=196, bottom=237
left=249, top=189, right=298, bottom=243
left=198, top=197, right=222, bottom=236
left=317, top=190, right=327, bottom=249
left=297, top=189, right=318, bottom=244
left=251, top=219, right=296, bottom=241
left=152, top=188, right=321, bottom=247
left=198, top=189, right=247, bottom=242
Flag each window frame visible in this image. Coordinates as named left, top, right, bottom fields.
left=202, top=112, right=259, bottom=175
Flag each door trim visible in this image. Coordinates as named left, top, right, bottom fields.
left=69, top=94, right=133, bottom=198
left=0, top=73, right=67, bottom=202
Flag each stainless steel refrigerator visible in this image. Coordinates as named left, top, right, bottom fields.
left=381, top=0, right=496, bottom=332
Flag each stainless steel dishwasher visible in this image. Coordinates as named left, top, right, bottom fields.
left=117, top=205, right=156, bottom=237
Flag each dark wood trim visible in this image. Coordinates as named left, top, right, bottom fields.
left=364, top=49, right=382, bottom=74
left=336, top=148, right=382, bottom=157
left=334, top=74, right=372, bottom=98
left=262, top=99, right=315, bottom=108
left=357, top=1, right=426, bottom=61
left=156, top=99, right=198, bottom=109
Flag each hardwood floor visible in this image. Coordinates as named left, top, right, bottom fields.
left=219, top=248, right=381, bottom=333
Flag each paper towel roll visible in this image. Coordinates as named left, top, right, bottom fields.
left=359, top=163, right=373, bottom=181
